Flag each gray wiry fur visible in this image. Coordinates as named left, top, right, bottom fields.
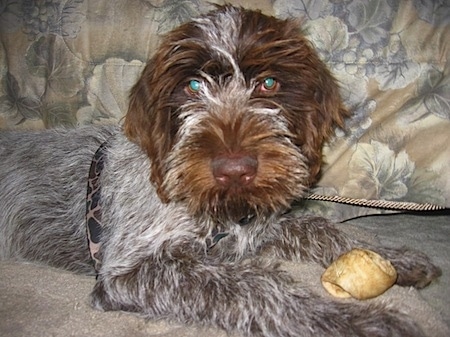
left=0, top=6, right=442, bottom=337
left=0, top=125, right=441, bottom=337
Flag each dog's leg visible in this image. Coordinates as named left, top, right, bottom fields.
left=90, top=253, right=425, bottom=337
left=261, top=214, right=441, bottom=289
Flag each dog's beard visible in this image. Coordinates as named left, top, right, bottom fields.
left=164, top=173, right=308, bottom=223
left=162, top=99, right=310, bottom=223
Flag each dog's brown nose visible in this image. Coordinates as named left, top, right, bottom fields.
left=211, top=155, right=257, bottom=187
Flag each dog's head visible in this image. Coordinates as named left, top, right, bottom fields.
left=124, top=5, right=348, bottom=222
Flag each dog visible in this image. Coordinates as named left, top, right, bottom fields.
left=0, top=5, right=441, bottom=337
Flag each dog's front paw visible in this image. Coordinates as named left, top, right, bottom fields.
left=351, top=304, right=426, bottom=337
left=382, top=248, right=442, bottom=289
left=290, top=301, right=426, bottom=337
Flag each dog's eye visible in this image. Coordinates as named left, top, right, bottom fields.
left=263, top=77, right=276, bottom=90
left=185, top=79, right=201, bottom=96
left=257, top=77, right=280, bottom=94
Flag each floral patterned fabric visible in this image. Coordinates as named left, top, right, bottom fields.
left=1, top=0, right=449, bottom=220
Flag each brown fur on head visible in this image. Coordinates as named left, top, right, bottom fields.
left=124, top=5, right=348, bottom=221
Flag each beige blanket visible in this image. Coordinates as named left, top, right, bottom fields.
left=1, top=217, right=448, bottom=337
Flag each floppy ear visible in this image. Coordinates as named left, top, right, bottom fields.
left=303, top=58, right=349, bottom=184
left=123, top=21, right=205, bottom=202
left=123, top=47, right=175, bottom=202
left=276, top=26, right=349, bottom=185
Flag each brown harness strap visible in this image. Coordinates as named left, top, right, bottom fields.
left=86, top=141, right=108, bottom=274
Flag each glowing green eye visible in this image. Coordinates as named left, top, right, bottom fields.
left=258, top=77, right=279, bottom=94
left=263, top=77, right=276, bottom=90
left=187, top=79, right=201, bottom=93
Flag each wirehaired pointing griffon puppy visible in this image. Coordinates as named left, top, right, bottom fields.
left=0, top=5, right=441, bottom=337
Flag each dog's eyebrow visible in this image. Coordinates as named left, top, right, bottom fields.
left=209, top=46, right=242, bottom=80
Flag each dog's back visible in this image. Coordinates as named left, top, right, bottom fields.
left=0, top=125, right=115, bottom=273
